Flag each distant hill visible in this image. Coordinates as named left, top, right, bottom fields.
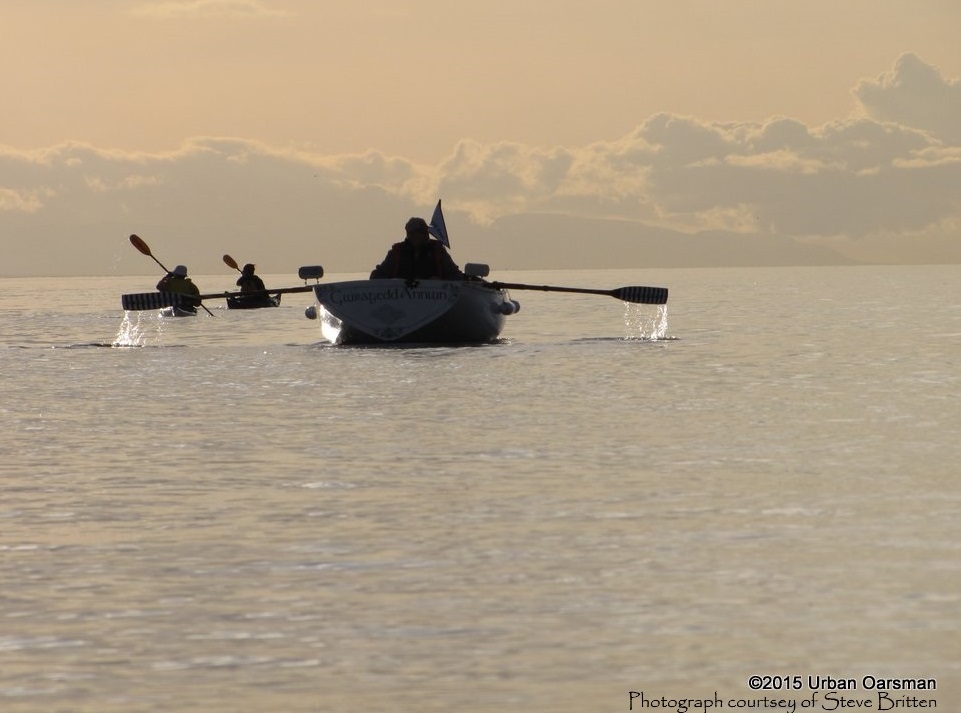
left=455, top=213, right=857, bottom=270
left=10, top=207, right=958, bottom=278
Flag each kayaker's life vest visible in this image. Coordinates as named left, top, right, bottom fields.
left=157, top=275, right=201, bottom=307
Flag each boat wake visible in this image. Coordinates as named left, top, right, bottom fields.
left=573, top=335, right=679, bottom=344
left=307, top=338, right=511, bottom=350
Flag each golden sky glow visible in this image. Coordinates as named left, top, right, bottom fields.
left=1, top=1, right=960, bottom=275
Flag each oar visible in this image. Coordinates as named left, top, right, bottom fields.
left=128, top=234, right=214, bottom=316
left=121, top=285, right=316, bottom=311
left=122, top=291, right=190, bottom=311
left=487, top=281, right=668, bottom=305
left=223, top=254, right=242, bottom=273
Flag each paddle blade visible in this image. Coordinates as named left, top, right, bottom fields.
left=121, top=291, right=183, bottom=311
left=129, top=234, right=152, bottom=256
left=612, top=286, right=669, bottom=305
left=223, top=254, right=240, bottom=271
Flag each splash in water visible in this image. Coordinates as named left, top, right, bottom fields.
left=112, top=311, right=161, bottom=347
left=623, top=303, right=669, bottom=340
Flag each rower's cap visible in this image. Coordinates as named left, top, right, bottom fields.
left=173, top=265, right=188, bottom=276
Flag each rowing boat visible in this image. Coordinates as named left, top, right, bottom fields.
left=120, top=259, right=670, bottom=343
left=307, top=276, right=520, bottom=345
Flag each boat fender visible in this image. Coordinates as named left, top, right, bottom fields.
left=497, top=300, right=521, bottom=315
left=298, top=265, right=324, bottom=281
left=464, top=262, right=490, bottom=278
left=305, top=305, right=318, bottom=320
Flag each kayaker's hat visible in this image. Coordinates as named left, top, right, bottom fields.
left=173, top=265, right=188, bottom=276
left=405, top=217, right=429, bottom=235
left=243, top=263, right=255, bottom=273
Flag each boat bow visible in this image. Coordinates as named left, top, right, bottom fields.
left=311, top=279, right=516, bottom=344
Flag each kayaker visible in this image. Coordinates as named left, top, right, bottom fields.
left=156, top=264, right=201, bottom=312
left=370, top=217, right=464, bottom=280
left=236, top=263, right=267, bottom=293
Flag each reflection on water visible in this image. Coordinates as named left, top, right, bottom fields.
left=1, top=267, right=959, bottom=712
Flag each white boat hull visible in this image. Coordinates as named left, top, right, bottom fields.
left=311, top=279, right=517, bottom=345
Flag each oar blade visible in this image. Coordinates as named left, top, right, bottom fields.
left=121, top=291, right=184, bottom=311
left=612, top=285, right=669, bottom=305
left=223, top=254, right=240, bottom=271
left=129, top=234, right=152, bottom=256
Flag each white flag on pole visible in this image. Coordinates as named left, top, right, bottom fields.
left=428, top=199, right=450, bottom=248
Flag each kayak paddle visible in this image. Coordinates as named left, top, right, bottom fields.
left=128, top=234, right=214, bottom=316
left=223, top=254, right=242, bottom=273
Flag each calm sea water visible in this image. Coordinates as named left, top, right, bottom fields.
left=1, top=266, right=958, bottom=713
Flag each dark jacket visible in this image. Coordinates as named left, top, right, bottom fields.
left=237, top=273, right=267, bottom=293
left=369, top=239, right=464, bottom=280
left=156, top=274, right=201, bottom=309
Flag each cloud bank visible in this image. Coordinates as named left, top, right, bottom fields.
left=1, top=53, right=959, bottom=276
left=130, top=0, right=289, bottom=19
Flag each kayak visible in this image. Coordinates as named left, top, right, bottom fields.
left=159, top=305, right=197, bottom=317
left=226, top=293, right=281, bottom=309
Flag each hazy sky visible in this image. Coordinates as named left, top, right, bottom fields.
left=2, top=0, right=960, bottom=276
